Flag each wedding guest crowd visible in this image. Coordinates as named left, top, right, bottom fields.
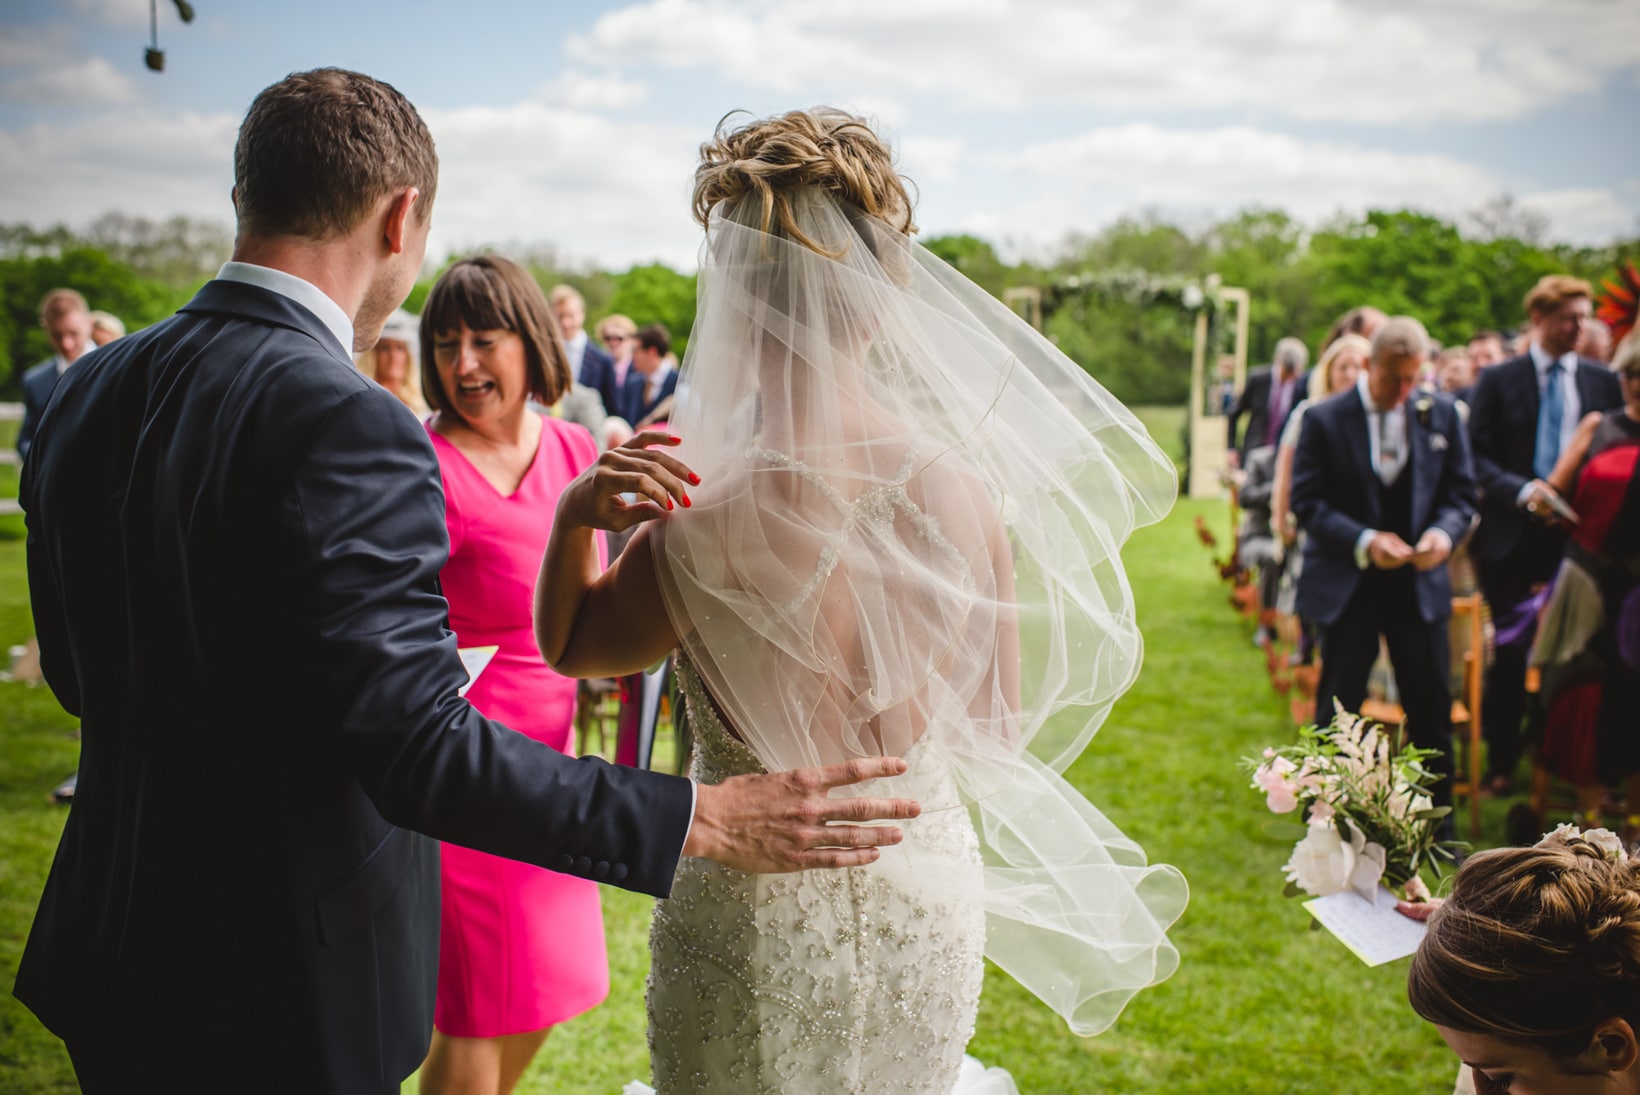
left=1468, top=276, right=1622, bottom=797
left=1224, top=272, right=1637, bottom=836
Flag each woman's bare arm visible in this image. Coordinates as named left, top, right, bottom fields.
left=534, top=432, right=691, bottom=677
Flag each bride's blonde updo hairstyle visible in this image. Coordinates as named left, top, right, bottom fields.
left=1408, top=837, right=1640, bottom=1057
left=692, top=108, right=916, bottom=256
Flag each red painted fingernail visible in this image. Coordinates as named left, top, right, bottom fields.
left=666, top=497, right=674, bottom=511
left=681, top=492, right=692, bottom=508
left=688, top=472, right=701, bottom=485
left=668, top=435, right=682, bottom=444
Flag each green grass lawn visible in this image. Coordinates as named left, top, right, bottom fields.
left=0, top=407, right=1486, bottom=1092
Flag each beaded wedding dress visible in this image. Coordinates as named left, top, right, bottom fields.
left=643, top=657, right=999, bottom=1094
left=627, top=186, right=1185, bottom=1092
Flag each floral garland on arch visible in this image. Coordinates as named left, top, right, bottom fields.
left=1248, top=701, right=1464, bottom=902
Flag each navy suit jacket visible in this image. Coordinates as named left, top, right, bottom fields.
left=619, top=367, right=679, bottom=428
left=17, top=280, right=693, bottom=1091
left=575, top=339, right=617, bottom=412
left=1466, top=352, right=1622, bottom=562
left=1291, top=388, right=1477, bottom=627
left=17, top=357, right=64, bottom=463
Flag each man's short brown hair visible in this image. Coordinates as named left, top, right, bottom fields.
left=39, top=288, right=88, bottom=324
left=418, top=255, right=573, bottom=416
left=234, top=68, right=438, bottom=242
left=635, top=324, right=671, bottom=357
left=1524, top=275, right=1592, bottom=317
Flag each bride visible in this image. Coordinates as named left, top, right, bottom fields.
left=535, top=108, right=1187, bottom=1093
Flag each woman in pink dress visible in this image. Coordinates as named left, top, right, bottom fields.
left=416, top=255, right=608, bottom=1095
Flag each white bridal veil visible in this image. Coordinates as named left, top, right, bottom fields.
left=653, top=188, right=1187, bottom=1035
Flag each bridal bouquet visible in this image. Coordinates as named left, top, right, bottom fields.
left=1248, top=701, right=1460, bottom=901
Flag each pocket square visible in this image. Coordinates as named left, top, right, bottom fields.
left=1429, top=434, right=1448, bottom=452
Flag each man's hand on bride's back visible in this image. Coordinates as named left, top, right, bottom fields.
left=558, top=430, right=699, bottom=532
left=683, top=758, right=922, bottom=873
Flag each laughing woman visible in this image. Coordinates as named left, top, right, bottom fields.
left=416, top=255, right=609, bottom=1095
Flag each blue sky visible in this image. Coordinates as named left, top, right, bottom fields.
left=3, top=0, right=1638, bottom=270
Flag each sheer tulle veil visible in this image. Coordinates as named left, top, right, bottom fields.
left=651, top=160, right=1187, bottom=1034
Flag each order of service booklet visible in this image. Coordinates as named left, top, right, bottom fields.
left=1304, top=885, right=1428, bottom=966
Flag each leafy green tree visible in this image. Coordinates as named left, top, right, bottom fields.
left=602, top=263, right=697, bottom=355
left=923, top=234, right=1008, bottom=296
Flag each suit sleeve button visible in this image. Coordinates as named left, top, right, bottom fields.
left=574, top=855, right=592, bottom=873
left=592, top=861, right=610, bottom=880
left=556, top=853, right=574, bottom=870
left=610, top=863, right=628, bottom=882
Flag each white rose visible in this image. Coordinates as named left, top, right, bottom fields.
left=1283, top=819, right=1387, bottom=899
left=1284, top=821, right=1351, bottom=896
left=1583, top=828, right=1625, bottom=859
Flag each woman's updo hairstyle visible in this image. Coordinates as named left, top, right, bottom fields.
left=1408, top=835, right=1640, bottom=1058
left=692, top=108, right=917, bottom=257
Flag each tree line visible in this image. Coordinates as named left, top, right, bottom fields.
left=4, top=204, right=1634, bottom=407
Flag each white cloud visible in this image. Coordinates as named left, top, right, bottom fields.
left=0, top=108, right=236, bottom=228
left=987, top=124, right=1634, bottom=250
left=423, top=101, right=703, bottom=269
left=569, top=0, right=1640, bottom=124
left=1520, top=187, right=1640, bottom=246
left=536, top=70, right=649, bottom=112
left=1, top=55, right=134, bottom=105
left=899, top=136, right=963, bottom=185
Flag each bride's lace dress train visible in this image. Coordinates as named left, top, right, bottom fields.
left=643, top=658, right=1000, bottom=1094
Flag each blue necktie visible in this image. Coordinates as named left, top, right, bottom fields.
left=1534, top=361, right=1565, bottom=480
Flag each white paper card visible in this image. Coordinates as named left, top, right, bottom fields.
left=1303, top=885, right=1427, bottom=966
left=456, top=646, right=499, bottom=698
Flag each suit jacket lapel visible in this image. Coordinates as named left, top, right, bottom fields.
left=1408, top=400, right=1431, bottom=531
left=1344, top=391, right=1379, bottom=528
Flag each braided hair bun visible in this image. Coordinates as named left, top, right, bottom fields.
left=692, top=108, right=916, bottom=255
left=1408, top=834, right=1640, bottom=1057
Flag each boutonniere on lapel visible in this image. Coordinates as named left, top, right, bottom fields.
left=1413, top=396, right=1447, bottom=451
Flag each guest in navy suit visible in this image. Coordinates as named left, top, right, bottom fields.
left=1227, top=337, right=1308, bottom=470
left=1467, top=275, right=1622, bottom=790
left=17, top=289, right=93, bottom=464
left=549, top=283, right=615, bottom=398
left=1292, top=316, right=1477, bottom=821
left=15, top=68, right=917, bottom=1095
left=620, top=323, right=679, bottom=429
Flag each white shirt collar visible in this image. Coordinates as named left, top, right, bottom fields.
left=1529, top=342, right=1576, bottom=375
left=216, top=261, right=355, bottom=354
left=1356, top=373, right=1402, bottom=417
left=564, top=329, right=588, bottom=363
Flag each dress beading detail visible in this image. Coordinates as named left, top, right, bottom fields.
left=645, top=657, right=986, bottom=1094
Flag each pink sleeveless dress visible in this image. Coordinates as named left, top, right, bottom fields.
left=428, top=417, right=608, bottom=1036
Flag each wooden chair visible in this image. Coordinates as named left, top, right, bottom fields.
left=1358, top=593, right=1486, bottom=838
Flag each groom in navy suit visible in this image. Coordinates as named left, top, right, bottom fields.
left=16, top=68, right=916, bottom=1094
left=1292, top=316, right=1477, bottom=818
